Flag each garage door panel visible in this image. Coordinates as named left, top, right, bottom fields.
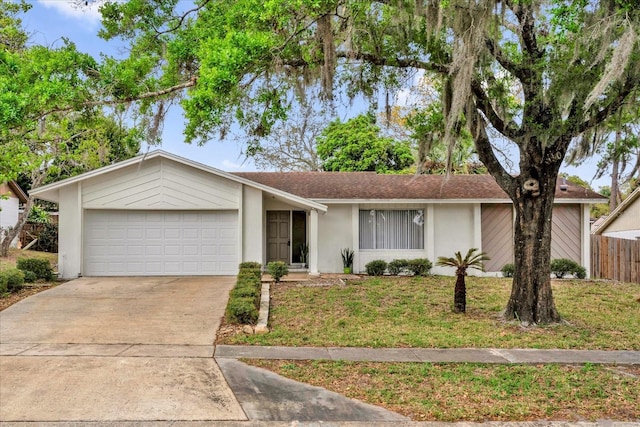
left=84, top=210, right=238, bottom=276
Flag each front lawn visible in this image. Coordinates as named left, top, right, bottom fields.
left=0, top=248, right=58, bottom=311
left=0, top=248, right=57, bottom=272
left=247, top=360, right=640, bottom=422
left=220, top=276, right=640, bottom=350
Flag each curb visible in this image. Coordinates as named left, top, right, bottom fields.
left=254, top=282, right=270, bottom=334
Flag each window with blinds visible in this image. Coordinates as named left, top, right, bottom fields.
left=359, top=209, right=424, bottom=249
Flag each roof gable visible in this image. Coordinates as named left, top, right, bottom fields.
left=30, top=151, right=327, bottom=212
left=593, top=187, right=640, bottom=234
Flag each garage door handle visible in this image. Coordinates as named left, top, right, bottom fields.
left=287, top=240, right=290, bottom=247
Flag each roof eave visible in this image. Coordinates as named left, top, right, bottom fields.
left=592, top=187, right=640, bottom=234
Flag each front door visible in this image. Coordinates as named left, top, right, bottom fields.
left=267, top=211, right=289, bottom=263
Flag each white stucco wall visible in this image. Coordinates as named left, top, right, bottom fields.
left=0, top=197, right=19, bottom=230
left=242, top=186, right=263, bottom=263
left=432, top=204, right=475, bottom=276
left=0, top=196, right=20, bottom=248
left=317, top=204, right=353, bottom=273
left=58, top=183, right=82, bottom=279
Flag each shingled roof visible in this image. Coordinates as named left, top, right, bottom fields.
left=233, top=172, right=605, bottom=201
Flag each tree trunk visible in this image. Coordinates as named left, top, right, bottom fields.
left=453, top=270, right=466, bottom=313
left=610, top=128, right=621, bottom=212
left=504, top=173, right=561, bottom=324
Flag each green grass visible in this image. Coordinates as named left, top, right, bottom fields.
left=221, top=276, right=640, bottom=349
left=248, top=360, right=640, bottom=421
left=0, top=248, right=57, bottom=272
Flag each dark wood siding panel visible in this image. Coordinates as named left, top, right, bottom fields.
left=481, top=204, right=514, bottom=272
left=551, top=204, right=581, bottom=263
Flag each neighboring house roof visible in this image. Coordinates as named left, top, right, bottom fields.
left=234, top=172, right=605, bottom=202
left=2, top=181, right=28, bottom=204
left=30, top=150, right=327, bottom=212
left=592, top=187, right=640, bottom=235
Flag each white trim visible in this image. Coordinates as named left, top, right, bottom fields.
left=312, top=198, right=603, bottom=205
left=582, top=204, right=591, bottom=277
left=309, top=209, right=319, bottom=276
left=426, top=205, right=435, bottom=263
left=592, top=187, right=640, bottom=234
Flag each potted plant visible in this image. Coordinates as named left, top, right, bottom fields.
left=299, top=243, right=309, bottom=268
left=341, top=248, right=354, bottom=274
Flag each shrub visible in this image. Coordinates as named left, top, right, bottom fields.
left=29, top=223, right=58, bottom=253
left=551, top=258, right=586, bottom=279
left=0, top=268, right=25, bottom=292
left=341, top=248, right=354, bottom=268
left=407, top=258, right=432, bottom=276
left=0, top=274, right=7, bottom=294
left=365, top=260, right=387, bottom=276
left=23, top=270, right=38, bottom=283
left=501, top=263, right=515, bottom=278
left=226, top=297, right=259, bottom=324
left=574, top=265, right=587, bottom=279
left=388, top=259, right=409, bottom=275
left=231, top=282, right=261, bottom=306
left=239, top=261, right=262, bottom=270
left=237, top=268, right=261, bottom=282
left=16, top=258, right=53, bottom=281
left=226, top=266, right=262, bottom=325
left=267, top=261, right=289, bottom=283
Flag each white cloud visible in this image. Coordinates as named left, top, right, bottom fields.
left=37, top=0, right=103, bottom=29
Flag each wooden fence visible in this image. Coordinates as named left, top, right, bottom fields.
left=590, top=235, right=640, bottom=283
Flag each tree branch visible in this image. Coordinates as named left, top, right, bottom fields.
left=466, top=100, right=515, bottom=195
left=35, top=77, right=197, bottom=122
left=470, top=78, right=521, bottom=141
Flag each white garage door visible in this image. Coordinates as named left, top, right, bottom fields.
left=84, top=210, right=238, bottom=276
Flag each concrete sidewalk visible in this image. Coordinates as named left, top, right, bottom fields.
left=215, top=345, right=640, bottom=365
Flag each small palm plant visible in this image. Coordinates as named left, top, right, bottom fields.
left=436, top=248, right=490, bottom=313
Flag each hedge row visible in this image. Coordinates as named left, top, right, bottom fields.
left=225, top=262, right=263, bottom=325
left=365, top=258, right=433, bottom=276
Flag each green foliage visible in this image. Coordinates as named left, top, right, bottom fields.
left=436, top=248, right=490, bottom=274
left=231, top=281, right=261, bottom=306
left=0, top=268, right=24, bottom=292
left=238, top=268, right=262, bottom=282
left=551, top=258, right=586, bottom=279
left=16, top=258, right=53, bottom=281
left=28, top=223, right=58, bottom=253
left=407, top=258, right=433, bottom=276
left=226, top=297, right=259, bottom=325
left=340, top=248, right=354, bottom=268
left=267, top=261, right=289, bottom=283
left=365, top=260, right=387, bottom=276
left=27, top=205, right=50, bottom=224
left=239, top=261, right=262, bottom=269
left=501, top=263, right=515, bottom=278
left=388, top=259, right=409, bottom=275
left=226, top=264, right=262, bottom=324
left=317, top=114, right=414, bottom=173
left=22, top=269, right=37, bottom=283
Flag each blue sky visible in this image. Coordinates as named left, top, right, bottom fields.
left=22, top=0, right=608, bottom=188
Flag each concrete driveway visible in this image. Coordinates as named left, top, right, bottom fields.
left=0, top=276, right=246, bottom=422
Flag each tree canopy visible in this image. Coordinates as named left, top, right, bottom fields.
left=317, top=114, right=414, bottom=172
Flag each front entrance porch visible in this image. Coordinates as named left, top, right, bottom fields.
left=266, top=210, right=308, bottom=266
